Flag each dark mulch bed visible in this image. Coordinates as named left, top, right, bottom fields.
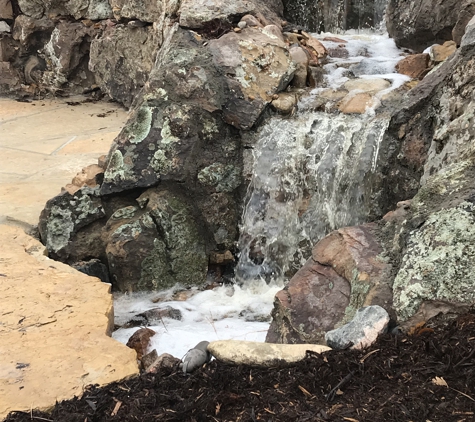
left=6, top=311, right=475, bottom=422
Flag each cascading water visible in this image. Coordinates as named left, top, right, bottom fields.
left=283, top=0, right=389, bottom=32
left=112, top=19, right=410, bottom=358
left=236, top=112, right=389, bottom=283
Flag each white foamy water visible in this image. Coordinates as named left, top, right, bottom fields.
left=113, top=32, right=410, bottom=358
left=112, top=280, right=283, bottom=358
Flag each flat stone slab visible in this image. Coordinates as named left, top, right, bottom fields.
left=208, top=340, right=331, bottom=366
left=0, top=225, right=139, bottom=419
left=0, top=97, right=127, bottom=227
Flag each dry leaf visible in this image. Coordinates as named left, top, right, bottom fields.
left=343, top=418, right=359, bottom=422
left=215, top=403, right=221, bottom=416
left=336, top=389, right=344, bottom=395
left=432, top=377, right=448, bottom=387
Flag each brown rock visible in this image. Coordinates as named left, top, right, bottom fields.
left=0, top=0, right=13, bottom=19
left=382, top=200, right=412, bottom=222
left=140, top=349, right=159, bottom=371
left=430, top=40, right=457, bottom=62
left=266, top=224, right=393, bottom=344
left=301, top=31, right=328, bottom=58
left=64, top=164, right=104, bottom=194
left=290, top=62, right=307, bottom=88
left=396, top=53, right=430, bottom=79
left=0, top=225, right=138, bottom=420
left=240, top=14, right=262, bottom=28
left=338, top=92, right=376, bottom=114
left=323, top=36, right=347, bottom=43
left=126, top=328, right=156, bottom=360
left=145, top=353, right=181, bottom=374
left=209, top=250, right=235, bottom=264
left=271, top=92, right=297, bottom=114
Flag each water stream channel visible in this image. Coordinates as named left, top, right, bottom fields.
left=112, top=28, right=409, bottom=358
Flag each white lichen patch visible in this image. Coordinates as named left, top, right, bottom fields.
left=197, top=163, right=240, bottom=192
left=103, top=149, right=136, bottom=185
left=393, top=202, right=475, bottom=321
left=127, top=106, right=153, bottom=144
left=160, top=119, right=179, bottom=145
left=45, top=205, right=74, bottom=253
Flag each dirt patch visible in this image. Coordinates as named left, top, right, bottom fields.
left=5, top=311, right=475, bottom=422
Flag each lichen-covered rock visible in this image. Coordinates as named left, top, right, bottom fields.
left=110, top=0, right=162, bottom=22
left=386, top=0, right=475, bottom=51
left=393, top=202, right=475, bottom=322
left=266, top=224, right=393, bottom=344
left=17, top=0, right=113, bottom=20
left=208, top=26, right=295, bottom=129
left=103, top=187, right=209, bottom=292
left=179, top=0, right=283, bottom=29
left=38, top=187, right=105, bottom=261
left=41, top=21, right=98, bottom=89
left=89, top=24, right=161, bottom=108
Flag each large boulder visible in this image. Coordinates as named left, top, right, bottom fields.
left=386, top=0, right=475, bottom=51
left=266, top=224, right=393, bottom=344
left=207, top=26, right=295, bottom=130
left=379, top=18, right=475, bottom=327
left=103, top=187, right=210, bottom=292
left=89, top=24, right=161, bottom=108
left=17, top=0, right=113, bottom=20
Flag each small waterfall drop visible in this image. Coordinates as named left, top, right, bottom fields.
left=283, top=0, right=389, bottom=33
left=236, top=112, right=389, bottom=283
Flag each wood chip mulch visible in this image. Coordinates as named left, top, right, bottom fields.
left=5, top=311, right=475, bottom=422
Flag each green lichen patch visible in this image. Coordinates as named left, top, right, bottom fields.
left=197, top=163, right=241, bottom=192
left=393, top=202, right=475, bottom=321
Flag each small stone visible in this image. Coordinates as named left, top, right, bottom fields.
left=272, top=94, right=279, bottom=100
left=145, top=353, right=181, bottom=374
left=325, top=305, right=390, bottom=350
left=126, top=327, right=156, bottom=360
left=140, top=349, right=158, bottom=371
left=338, top=93, right=377, bottom=114
left=271, top=92, right=297, bottom=114
left=0, top=21, right=10, bottom=33
left=234, top=27, right=241, bottom=33
left=396, top=53, right=430, bottom=79
left=237, top=21, right=247, bottom=29
left=430, top=41, right=457, bottom=63
left=240, top=14, right=262, bottom=28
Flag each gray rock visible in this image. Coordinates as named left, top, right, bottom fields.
left=325, top=305, right=390, bottom=350
left=17, top=0, right=113, bottom=20
left=181, top=341, right=211, bottom=373
left=386, top=0, right=475, bottom=51
left=0, top=21, right=10, bottom=32
left=110, top=0, right=162, bottom=22
left=89, top=25, right=161, bottom=108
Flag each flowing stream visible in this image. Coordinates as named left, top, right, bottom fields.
left=112, top=30, right=409, bottom=358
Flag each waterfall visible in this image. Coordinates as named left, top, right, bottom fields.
left=236, top=111, right=389, bottom=283
left=282, top=0, right=389, bottom=32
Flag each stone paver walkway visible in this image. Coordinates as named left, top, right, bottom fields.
left=0, top=96, right=128, bottom=227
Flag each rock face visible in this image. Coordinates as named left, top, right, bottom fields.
left=378, top=16, right=475, bottom=326
left=17, top=0, right=113, bottom=20
left=386, top=0, right=475, bottom=51
left=0, top=225, right=138, bottom=420
left=266, top=224, right=392, bottom=344
left=37, top=3, right=307, bottom=291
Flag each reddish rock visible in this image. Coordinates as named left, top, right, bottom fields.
left=126, top=328, right=156, bottom=360
left=301, top=31, right=328, bottom=59
left=396, top=54, right=430, bottom=79
left=266, top=224, right=393, bottom=345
